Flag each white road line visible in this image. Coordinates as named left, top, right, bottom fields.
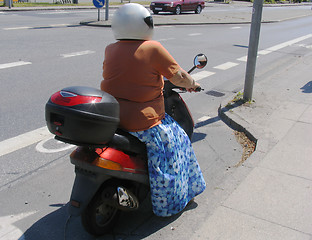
left=231, top=27, right=242, bottom=29
left=60, top=50, right=95, bottom=58
left=155, top=37, right=175, bottom=42
left=0, top=127, right=52, bottom=158
left=236, top=34, right=312, bottom=62
left=155, top=26, right=173, bottom=28
left=188, top=33, right=202, bottom=36
left=0, top=61, right=32, bottom=70
left=295, top=44, right=312, bottom=49
left=3, top=24, right=72, bottom=30
left=49, top=23, right=71, bottom=27
left=258, top=33, right=312, bottom=55
left=237, top=56, right=248, bottom=62
left=3, top=26, right=31, bottom=30
left=37, top=11, right=71, bottom=15
left=36, top=136, right=75, bottom=153
left=191, top=70, right=215, bottom=81
left=213, top=61, right=239, bottom=70
left=71, top=10, right=97, bottom=13
left=38, top=10, right=96, bottom=14
left=0, top=212, right=36, bottom=240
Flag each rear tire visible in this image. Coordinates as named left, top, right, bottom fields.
left=174, top=5, right=181, bottom=15
left=195, top=5, right=202, bottom=14
left=81, top=190, right=120, bottom=236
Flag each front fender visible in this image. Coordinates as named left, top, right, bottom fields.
left=164, top=91, right=194, bottom=139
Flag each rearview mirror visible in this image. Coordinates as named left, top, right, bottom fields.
left=194, top=53, right=207, bottom=69
left=188, top=53, right=208, bottom=74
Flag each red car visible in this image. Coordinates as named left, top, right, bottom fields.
left=150, top=0, right=205, bottom=15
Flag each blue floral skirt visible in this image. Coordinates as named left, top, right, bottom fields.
left=130, top=114, right=206, bottom=217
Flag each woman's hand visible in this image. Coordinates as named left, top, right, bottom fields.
left=169, top=68, right=199, bottom=90
left=186, top=81, right=201, bottom=92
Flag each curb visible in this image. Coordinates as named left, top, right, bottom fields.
left=218, top=101, right=258, bottom=149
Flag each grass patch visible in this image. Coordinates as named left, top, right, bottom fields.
left=225, top=91, right=255, bottom=109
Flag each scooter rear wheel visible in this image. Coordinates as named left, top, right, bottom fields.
left=81, top=191, right=120, bottom=236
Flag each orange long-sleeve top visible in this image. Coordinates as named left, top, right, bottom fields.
left=101, top=40, right=180, bottom=132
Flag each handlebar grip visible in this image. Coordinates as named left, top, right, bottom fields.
left=194, top=86, right=203, bottom=92
left=177, top=87, right=203, bottom=92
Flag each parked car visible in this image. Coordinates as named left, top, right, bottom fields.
left=150, top=0, right=205, bottom=15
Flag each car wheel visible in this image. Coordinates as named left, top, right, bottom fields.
left=195, top=5, right=202, bottom=14
left=174, top=5, right=181, bottom=15
left=153, top=10, right=159, bottom=14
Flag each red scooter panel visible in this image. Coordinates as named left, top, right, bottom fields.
left=95, top=148, right=147, bottom=174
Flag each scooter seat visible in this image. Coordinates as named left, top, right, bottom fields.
left=108, top=129, right=147, bottom=155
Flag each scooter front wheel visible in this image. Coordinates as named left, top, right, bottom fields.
left=81, top=191, right=120, bottom=236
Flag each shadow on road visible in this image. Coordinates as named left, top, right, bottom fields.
left=192, top=115, right=221, bottom=143
left=23, top=200, right=198, bottom=240
left=301, top=81, right=312, bottom=93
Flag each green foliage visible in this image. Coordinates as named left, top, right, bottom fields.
left=264, top=0, right=276, bottom=3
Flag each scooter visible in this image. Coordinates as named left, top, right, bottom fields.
left=45, top=54, right=207, bottom=236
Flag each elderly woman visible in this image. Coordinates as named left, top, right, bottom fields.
left=101, top=3, right=206, bottom=217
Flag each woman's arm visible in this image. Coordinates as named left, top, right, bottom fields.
left=168, top=68, right=200, bottom=91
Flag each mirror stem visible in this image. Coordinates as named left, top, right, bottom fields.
left=188, top=66, right=196, bottom=74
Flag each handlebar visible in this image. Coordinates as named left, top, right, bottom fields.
left=180, top=86, right=204, bottom=92
left=164, top=80, right=203, bottom=96
left=194, top=86, right=204, bottom=92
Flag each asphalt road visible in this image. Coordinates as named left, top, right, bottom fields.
left=0, top=6, right=311, bottom=240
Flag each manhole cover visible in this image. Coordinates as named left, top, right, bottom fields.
left=205, top=90, right=225, bottom=97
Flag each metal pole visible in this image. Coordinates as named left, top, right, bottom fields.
left=98, top=8, right=100, bottom=21
left=105, top=0, right=109, bottom=21
left=243, top=0, right=264, bottom=101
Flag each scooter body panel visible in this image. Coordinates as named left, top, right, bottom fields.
left=70, top=147, right=149, bottom=184
left=68, top=146, right=150, bottom=215
left=69, top=168, right=111, bottom=216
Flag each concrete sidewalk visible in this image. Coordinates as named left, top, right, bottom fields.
left=199, top=43, right=312, bottom=239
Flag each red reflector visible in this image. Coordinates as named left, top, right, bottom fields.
left=71, top=200, right=80, bottom=208
left=53, top=121, right=62, bottom=126
left=50, top=91, right=102, bottom=106
left=55, top=131, right=62, bottom=136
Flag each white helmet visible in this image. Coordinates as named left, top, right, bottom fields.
left=112, top=3, right=154, bottom=40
